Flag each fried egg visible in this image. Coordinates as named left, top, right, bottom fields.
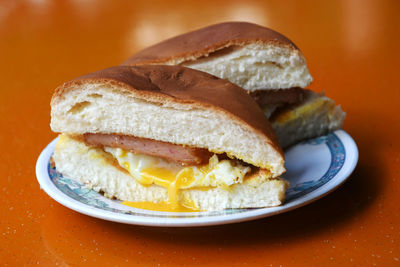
left=105, top=147, right=251, bottom=209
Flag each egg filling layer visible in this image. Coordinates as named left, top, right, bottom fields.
left=105, top=147, right=251, bottom=207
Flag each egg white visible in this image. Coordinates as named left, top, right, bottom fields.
left=104, top=147, right=251, bottom=190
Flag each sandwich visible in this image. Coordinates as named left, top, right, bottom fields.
left=50, top=65, right=288, bottom=211
left=122, top=21, right=345, bottom=148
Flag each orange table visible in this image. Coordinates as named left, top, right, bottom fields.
left=1, top=0, right=399, bottom=265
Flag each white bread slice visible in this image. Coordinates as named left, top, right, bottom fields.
left=53, top=134, right=288, bottom=211
left=270, top=91, right=346, bottom=148
left=51, top=65, right=285, bottom=176
left=123, top=22, right=313, bottom=91
left=183, top=43, right=312, bottom=91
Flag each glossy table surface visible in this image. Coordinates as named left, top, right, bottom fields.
left=1, top=0, right=399, bottom=265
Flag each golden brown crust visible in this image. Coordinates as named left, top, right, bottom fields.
left=122, top=21, right=299, bottom=66
left=52, top=65, right=284, bottom=158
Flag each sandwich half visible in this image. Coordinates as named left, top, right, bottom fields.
left=122, top=21, right=345, bottom=148
left=50, top=65, right=288, bottom=211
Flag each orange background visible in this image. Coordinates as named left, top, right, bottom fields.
left=1, top=0, right=399, bottom=265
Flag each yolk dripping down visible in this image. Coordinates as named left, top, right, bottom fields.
left=105, top=147, right=251, bottom=211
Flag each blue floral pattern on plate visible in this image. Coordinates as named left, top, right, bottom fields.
left=285, top=133, right=345, bottom=201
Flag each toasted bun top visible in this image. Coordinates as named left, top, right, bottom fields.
left=51, top=65, right=285, bottom=174
left=53, top=65, right=282, bottom=150
left=122, top=21, right=299, bottom=66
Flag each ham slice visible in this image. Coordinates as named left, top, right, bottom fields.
left=83, top=133, right=212, bottom=165
left=250, top=87, right=304, bottom=106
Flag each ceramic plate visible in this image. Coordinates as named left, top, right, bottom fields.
left=36, top=130, right=358, bottom=227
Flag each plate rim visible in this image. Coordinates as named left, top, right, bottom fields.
left=36, top=130, right=358, bottom=227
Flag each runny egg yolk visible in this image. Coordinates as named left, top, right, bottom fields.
left=104, top=147, right=251, bottom=211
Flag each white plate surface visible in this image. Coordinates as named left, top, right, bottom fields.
left=36, top=130, right=358, bottom=227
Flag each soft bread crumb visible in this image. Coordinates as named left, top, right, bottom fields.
left=182, top=43, right=312, bottom=91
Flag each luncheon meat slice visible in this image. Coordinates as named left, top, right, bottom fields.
left=83, top=133, right=213, bottom=165
left=250, top=87, right=304, bottom=106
